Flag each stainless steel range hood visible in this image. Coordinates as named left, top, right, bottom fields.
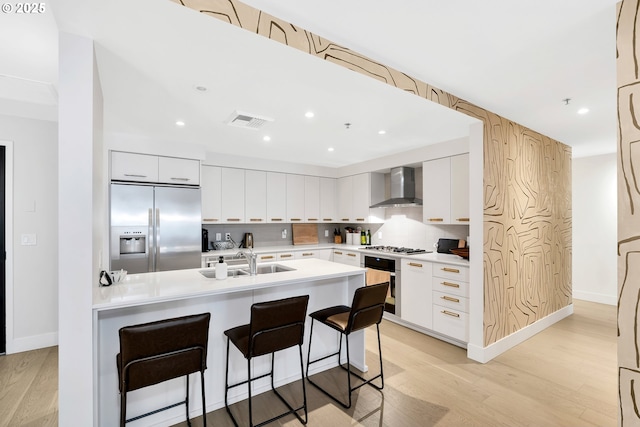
left=370, top=166, right=422, bottom=208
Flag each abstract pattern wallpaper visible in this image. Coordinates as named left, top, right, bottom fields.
left=617, top=1, right=640, bottom=423
left=174, top=0, right=573, bottom=347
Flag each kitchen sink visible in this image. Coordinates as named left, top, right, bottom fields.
left=199, top=263, right=295, bottom=279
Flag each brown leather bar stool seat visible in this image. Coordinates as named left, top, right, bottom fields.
left=117, top=312, right=211, bottom=427
left=305, top=282, right=389, bottom=408
left=224, top=295, right=310, bottom=427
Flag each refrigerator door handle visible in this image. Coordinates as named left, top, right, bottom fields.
left=155, top=208, right=160, bottom=270
left=148, top=208, right=154, bottom=272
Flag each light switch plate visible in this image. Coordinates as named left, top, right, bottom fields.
left=21, top=233, right=37, bottom=245
left=215, top=233, right=221, bottom=241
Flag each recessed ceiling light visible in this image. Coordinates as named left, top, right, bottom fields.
left=378, top=130, right=386, bottom=135
left=175, top=120, right=185, bottom=127
left=328, top=147, right=334, bottom=152
left=577, top=108, right=589, bottom=115
left=305, top=111, right=314, bottom=118
left=263, top=135, right=271, bottom=142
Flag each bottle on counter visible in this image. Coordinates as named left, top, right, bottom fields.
left=360, top=231, right=366, bottom=245
left=366, top=229, right=371, bottom=245
left=215, top=256, right=228, bottom=280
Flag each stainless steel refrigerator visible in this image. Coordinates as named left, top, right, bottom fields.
left=110, top=183, right=201, bottom=273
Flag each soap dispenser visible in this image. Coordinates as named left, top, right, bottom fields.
left=215, top=256, right=228, bottom=280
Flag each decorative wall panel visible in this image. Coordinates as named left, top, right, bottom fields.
left=617, top=0, right=640, bottom=424
left=174, top=0, right=572, bottom=347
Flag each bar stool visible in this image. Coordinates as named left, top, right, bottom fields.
left=305, top=282, right=389, bottom=408
left=224, top=295, right=309, bottom=427
left=117, top=312, right=211, bottom=427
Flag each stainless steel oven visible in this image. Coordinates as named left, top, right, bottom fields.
left=364, top=255, right=399, bottom=315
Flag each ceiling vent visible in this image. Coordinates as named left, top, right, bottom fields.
left=225, top=110, right=274, bottom=130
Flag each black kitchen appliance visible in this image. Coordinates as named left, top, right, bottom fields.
left=364, top=255, right=397, bottom=315
left=202, top=228, right=209, bottom=252
left=436, top=238, right=465, bottom=254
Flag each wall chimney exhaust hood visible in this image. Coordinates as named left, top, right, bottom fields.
left=370, top=166, right=422, bottom=208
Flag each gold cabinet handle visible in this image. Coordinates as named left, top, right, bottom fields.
left=441, top=310, right=460, bottom=318
left=280, top=254, right=293, bottom=258
left=202, top=218, right=218, bottom=222
left=271, top=218, right=283, bottom=221
left=441, top=295, right=460, bottom=303
left=341, top=218, right=350, bottom=221
left=442, top=267, right=460, bottom=273
left=334, top=251, right=343, bottom=255
left=170, top=177, right=190, bottom=182
left=347, top=253, right=356, bottom=257
left=291, top=218, right=301, bottom=221
left=124, top=173, right=147, bottom=178
left=428, top=218, right=444, bottom=222
left=249, top=218, right=263, bottom=222
left=307, top=218, right=318, bottom=221
left=356, top=218, right=365, bottom=221
left=227, top=218, right=241, bottom=222
left=302, top=252, right=313, bottom=256
left=323, top=218, right=332, bottom=221
left=260, top=255, right=274, bottom=260
left=442, top=281, right=460, bottom=288
left=408, top=262, right=423, bottom=268
left=456, top=218, right=470, bottom=222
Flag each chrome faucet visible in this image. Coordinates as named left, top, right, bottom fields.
left=235, top=249, right=257, bottom=275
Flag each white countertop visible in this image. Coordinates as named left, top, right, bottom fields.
left=93, top=258, right=365, bottom=311
left=201, top=244, right=470, bottom=266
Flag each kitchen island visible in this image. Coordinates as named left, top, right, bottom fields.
left=93, top=259, right=366, bottom=426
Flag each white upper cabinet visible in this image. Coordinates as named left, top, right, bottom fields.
left=245, top=170, right=266, bottom=223
left=337, top=176, right=353, bottom=222
left=220, top=168, right=245, bottom=223
left=423, top=154, right=469, bottom=225
left=319, top=177, right=337, bottom=223
left=304, top=176, right=320, bottom=222
left=266, top=172, right=287, bottom=223
left=201, top=165, right=221, bottom=223
left=286, top=174, right=305, bottom=223
left=111, top=152, right=200, bottom=185
left=450, top=154, right=470, bottom=224
left=158, top=156, right=200, bottom=185
left=337, top=173, right=385, bottom=223
left=111, top=152, right=159, bottom=183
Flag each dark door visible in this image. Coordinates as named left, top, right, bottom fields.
left=0, top=146, right=5, bottom=354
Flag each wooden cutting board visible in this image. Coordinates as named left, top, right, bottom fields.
left=292, top=224, right=319, bottom=245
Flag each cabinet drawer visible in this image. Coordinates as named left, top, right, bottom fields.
left=158, top=157, right=200, bottom=185
left=277, top=252, right=295, bottom=261
left=111, top=152, right=158, bottom=182
left=257, top=253, right=277, bottom=263
left=432, top=276, right=469, bottom=297
left=432, top=263, right=469, bottom=282
left=433, top=305, right=468, bottom=342
left=433, top=291, right=469, bottom=312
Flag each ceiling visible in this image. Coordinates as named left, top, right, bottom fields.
left=0, top=0, right=619, bottom=167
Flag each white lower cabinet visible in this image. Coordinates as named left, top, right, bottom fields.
left=294, top=248, right=332, bottom=261
left=400, top=259, right=433, bottom=329
left=256, top=253, right=277, bottom=263
left=276, top=252, right=295, bottom=261
left=332, top=249, right=360, bottom=267
left=431, top=263, right=470, bottom=342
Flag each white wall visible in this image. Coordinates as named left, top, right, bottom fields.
left=572, top=153, right=617, bottom=305
left=0, top=114, right=58, bottom=353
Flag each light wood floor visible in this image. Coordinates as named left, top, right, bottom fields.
left=0, top=300, right=616, bottom=426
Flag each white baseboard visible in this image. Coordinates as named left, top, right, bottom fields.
left=572, top=291, right=617, bottom=306
left=467, top=304, right=574, bottom=363
left=6, top=332, right=58, bottom=354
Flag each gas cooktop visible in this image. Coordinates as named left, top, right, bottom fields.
left=359, top=245, right=432, bottom=255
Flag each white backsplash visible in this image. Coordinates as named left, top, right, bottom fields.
left=370, top=212, right=469, bottom=250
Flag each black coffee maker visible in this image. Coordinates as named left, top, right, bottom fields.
left=202, top=229, right=209, bottom=252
